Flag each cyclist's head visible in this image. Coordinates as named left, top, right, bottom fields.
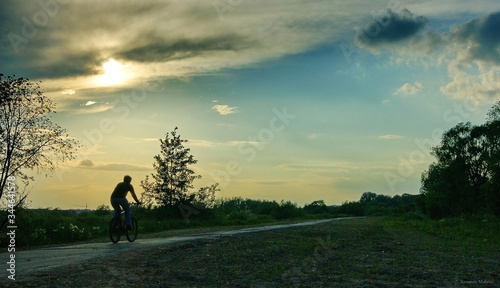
left=123, top=175, right=132, bottom=183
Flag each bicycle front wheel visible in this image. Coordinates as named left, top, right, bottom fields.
left=109, top=216, right=121, bottom=243
left=126, top=216, right=138, bottom=242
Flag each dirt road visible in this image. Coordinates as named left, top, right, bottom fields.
left=0, top=218, right=351, bottom=285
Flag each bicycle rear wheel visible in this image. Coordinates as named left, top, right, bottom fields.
left=109, top=216, right=121, bottom=243
left=126, top=216, right=138, bottom=242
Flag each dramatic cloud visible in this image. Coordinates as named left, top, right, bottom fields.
left=2, top=1, right=499, bottom=109
left=0, top=0, right=368, bottom=92
left=355, top=9, right=428, bottom=51
left=441, top=11, right=500, bottom=101
left=116, top=34, right=255, bottom=63
left=450, top=11, right=500, bottom=65
left=356, top=8, right=500, bottom=102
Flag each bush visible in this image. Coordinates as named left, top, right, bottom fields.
left=337, top=201, right=364, bottom=216
left=95, top=204, right=112, bottom=216
left=303, top=200, right=329, bottom=214
left=271, top=201, right=303, bottom=220
left=228, top=210, right=253, bottom=222
left=403, top=211, right=427, bottom=221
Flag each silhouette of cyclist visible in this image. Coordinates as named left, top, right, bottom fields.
left=110, top=175, right=141, bottom=229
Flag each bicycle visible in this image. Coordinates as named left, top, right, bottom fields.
left=109, top=204, right=139, bottom=243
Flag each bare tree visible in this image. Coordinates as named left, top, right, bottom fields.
left=0, top=74, right=80, bottom=201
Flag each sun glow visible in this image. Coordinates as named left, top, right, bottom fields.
left=98, top=59, right=127, bottom=86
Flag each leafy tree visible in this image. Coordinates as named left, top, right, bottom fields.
left=421, top=102, right=500, bottom=217
left=141, top=127, right=218, bottom=208
left=94, top=204, right=111, bottom=216
left=303, top=200, right=329, bottom=214
left=214, top=197, right=246, bottom=214
left=245, top=199, right=280, bottom=215
left=484, top=103, right=500, bottom=215
left=486, top=99, right=500, bottom=123
left=337, top=200, right=364, bottom=216
left=214, top=197, right=284, bottom=216
left=0, top=74, right=79, bottom=201
left=270, top=200, right=303, bottom=220
left=359, top=192, right=377, bottom=204
left=192, top=183, right=219, bottom=209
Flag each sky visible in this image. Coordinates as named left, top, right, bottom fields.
left=1, top=0, right=500, bottom=209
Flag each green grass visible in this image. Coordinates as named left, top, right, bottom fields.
left=380, top=213, right=500, bottom=247
left=13, top=216, right=499, bottom=287
left=190, top=216, right=500, bottom=287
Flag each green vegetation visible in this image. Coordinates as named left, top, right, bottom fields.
left=140, top=127, right=219, bottom=209
left=421, top=100, right=500, bottom=218
left=3, top=188, right=495, bottom=249
left=381, top=213, right=500, bottom=247
left=1, top=95, right=499, bottom=257
left=0, top=197, right=326, bottom=248
left=12, top=217, right=499, bottom=287
left=0, top=207, right=108, bottom=248
left=0, top=74, right=80, bottom=219
left=2, top=186, right=499, bottom=249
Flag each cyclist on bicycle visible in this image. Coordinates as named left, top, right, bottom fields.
left=110, top=175, right=141, bottom=230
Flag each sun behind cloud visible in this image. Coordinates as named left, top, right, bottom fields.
left=97, top=59, right=128, bottom=86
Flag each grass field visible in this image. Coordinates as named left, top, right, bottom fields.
left=11, top=216, right=499, bottom=287
left=169, top=217, right=499, bottom=287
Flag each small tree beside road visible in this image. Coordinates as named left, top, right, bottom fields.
left=141, top=127, right=218, bottom=211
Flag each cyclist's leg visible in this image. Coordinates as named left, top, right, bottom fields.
left=111, top=198, right=131, bottom=227
left=119, top=198, right=132, bottom=227
left=124, top=203, right=132, bottom=228
left=110, top=198, right=122, bottom=225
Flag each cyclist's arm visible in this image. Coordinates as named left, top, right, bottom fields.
left=129, top=185, right=141, bottom=203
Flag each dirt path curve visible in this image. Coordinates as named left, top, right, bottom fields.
left=1, top=218, right=358, bottom=279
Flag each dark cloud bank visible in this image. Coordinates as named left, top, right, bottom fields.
left=117, top=34, right=255, bottom=63
left=356, top=8, right=500, bottom=66
left=451, top=11, right=500, bottom=64
left=355, top=9, right=428, bottom=49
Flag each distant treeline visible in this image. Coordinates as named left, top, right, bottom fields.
left=333, top=192, right=421, bottom=218
left=3, top=181, right=499, bottom=248
left=133, top=193, right=422, bottom=225
left=0, top=193, right=421, bottom=248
